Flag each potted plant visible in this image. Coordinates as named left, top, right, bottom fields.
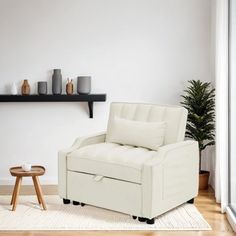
left=181, top=80, right=215, bottom=190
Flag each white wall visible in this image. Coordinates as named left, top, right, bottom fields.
left=0, top=0, right=213, bottom=184
left=200, top=0, right=216, bottom=189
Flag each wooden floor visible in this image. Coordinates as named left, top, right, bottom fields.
left=0, top=185, right=235, bottom=236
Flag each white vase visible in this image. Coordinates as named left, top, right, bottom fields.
left=10, top=82, right=17, bottom=95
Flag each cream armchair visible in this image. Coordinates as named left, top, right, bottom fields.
left=58, top=102, right=199, bottom=224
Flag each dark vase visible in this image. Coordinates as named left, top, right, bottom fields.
left=52, top=69, right=62, bottom=95
left=77, top=76, right=91, bottom=95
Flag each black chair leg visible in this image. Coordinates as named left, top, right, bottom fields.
left=63, top=198, right=71, bottom=204
left=72, top=201, right=80, bottom=205
left=146, top=218, right=155, bottom=224
left=132, top=216, right=137, bottom=220
left=138, top=217, right=147, bottom=222
left=187, top=198, right=194, bottom=204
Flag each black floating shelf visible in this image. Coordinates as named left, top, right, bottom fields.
left=0, top=94, right=107, bottom=118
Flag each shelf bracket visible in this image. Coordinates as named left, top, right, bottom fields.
left=88, top=101, right=94, bottom=118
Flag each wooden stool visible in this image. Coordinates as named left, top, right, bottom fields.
left=9, top=165, right=46, bottom=211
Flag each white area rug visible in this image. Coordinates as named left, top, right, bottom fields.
left=0, top=195, right=211, bottom=231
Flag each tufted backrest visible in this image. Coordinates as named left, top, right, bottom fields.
left=106, top=102, right=188, bottom=145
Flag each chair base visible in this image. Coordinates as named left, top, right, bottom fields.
left=146, top=218, right=155, bottom=224
left=138, top=217, right=147, bottom=222
left=187, top=198, right=194, bottom=204
left=137, top=217, right=155, bottom=224
left=73, top=201, right=80, bottom=205
left=63, top=198, right=71, bottom=204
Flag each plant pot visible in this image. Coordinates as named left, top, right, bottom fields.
left=199, top=170, right=210, bottom=190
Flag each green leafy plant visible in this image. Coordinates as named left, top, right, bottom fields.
left=181, top=80, right=215, bottom=174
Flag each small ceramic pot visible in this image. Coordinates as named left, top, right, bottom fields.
left=77, top=76, right=91, bottom=95
left=22, top=80, right=30, bottom=95
left=10, top=82, right=17, bottom=95
left=66, top=79, right=73, bottom=95
left=38, top=81, right=47, bottom=95
left=22, top=163, right=32, bottom=172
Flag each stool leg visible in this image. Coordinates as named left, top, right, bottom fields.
left=12, top=177, right=22, bottom=211
left=34, top=176, right=47, bottom=210
left=10, top=178, right=18, bottom=205
left=32, top=176, right=41, bottom=204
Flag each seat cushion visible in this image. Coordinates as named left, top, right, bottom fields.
left=67, top=142, right=157, bottom=184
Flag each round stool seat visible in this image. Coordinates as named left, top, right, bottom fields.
left=10, top=166, right=45, bottom=177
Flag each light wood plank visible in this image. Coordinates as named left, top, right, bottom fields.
left=0, top=185, right=58, bottom=195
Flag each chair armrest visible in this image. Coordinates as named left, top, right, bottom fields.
left=145, top=140, right=199, bottom=166
left=58, top=132, right=106, bottom=198
left=142, top=140, right=199, bottom=218
left=72, top=132, right=107, bottom=150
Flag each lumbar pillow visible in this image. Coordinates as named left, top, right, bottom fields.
left=106, top=117, right=166, bottom=150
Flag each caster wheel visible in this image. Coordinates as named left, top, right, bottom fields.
left=72, top=201, right=80, bottom=205
left=81, top=203, right=85, bottom=207
left=187, top=198, right=194, bottom=204
left=138, top=217, right=147, bottom=222
left=146, top=218, right=155, bottom=225
left=63, top=198, right=71, bottom=204
left=132, top=216, right=137, bottom=220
